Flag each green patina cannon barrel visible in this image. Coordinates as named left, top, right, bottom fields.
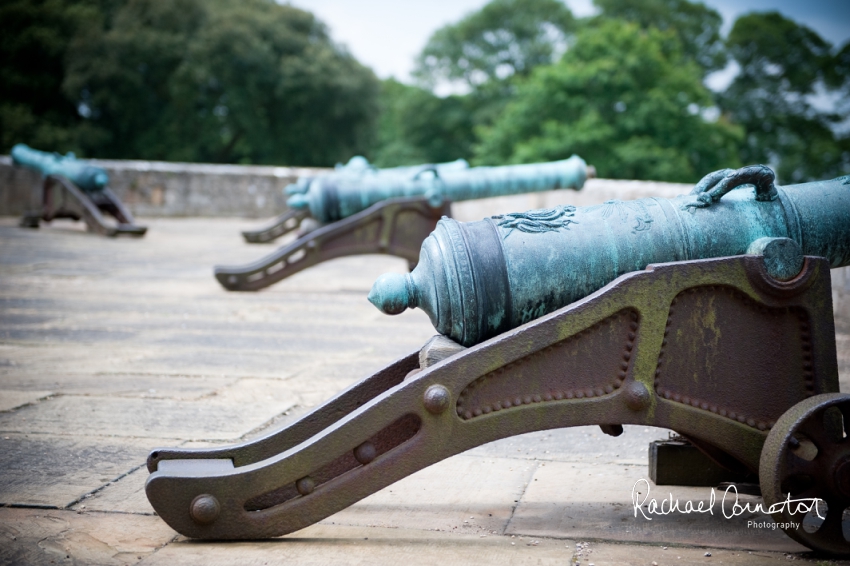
left=11, top=144, right=109, bottom=193
left=286, top=155, right=469, bottom=200
left=286, top=155, right=590, bottom=223
left=284, top=155, right=470, bottom=197
left=369, top=165, right=850, bottom=347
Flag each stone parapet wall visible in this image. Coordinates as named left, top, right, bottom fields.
left=0, top=157, right=697, bottom=220
left=0, top=155, right=326, bottom=218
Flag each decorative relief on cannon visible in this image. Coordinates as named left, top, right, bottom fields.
left=587, top=199, right=656, bottom=232
left=492, top=205, right=578, bottom=235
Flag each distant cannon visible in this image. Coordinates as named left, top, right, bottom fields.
left=149, top=166, right=850, bottom=556
left=241, top=156, right=471, bottom=244
left=12, top=144, right=146, bottom=237
left=216, top=155, right=591, bottom=291
left=12, top=143, right=109, bottom=193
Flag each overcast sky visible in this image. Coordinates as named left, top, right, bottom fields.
left=285, top=0, right=850, bottom=82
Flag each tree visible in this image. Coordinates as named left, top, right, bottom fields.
left=474, top=19, right=743, bottom=182
left=720, top=11, right=849, bottom=183
left=413, top=0, right=575, bottom=91
left=831, top=41, right=850, bottom=90
left=593, top=0, right=726, bottom=75
left=0, top=0, right=114, bottom=153
left=830, top=41, right=850, bottom=124
left=370, top=79, right=476, bottom=167
left=406, top=0, right=576, bottom=169
left=61, top=0, right=380, bottom=165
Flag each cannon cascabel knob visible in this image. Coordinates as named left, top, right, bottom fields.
left=94, top=172, right=109, bottom=189
left=368, top=167, right=850, bottom=347
left=368, top=273, right=413, bottom=315
left=287, top=193, right=310, bottom=209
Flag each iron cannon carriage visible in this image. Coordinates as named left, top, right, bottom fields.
left=12, top=144, right=147, bottom=237
left=148, top=165, right=850, bottom=555
left=215, top=155, right=591, bottom=291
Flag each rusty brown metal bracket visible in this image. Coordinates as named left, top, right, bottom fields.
left=215, top=196, right=450, bottom=291
left=241, top=208, right=311, bottom=243
left=148, top=254, right=846, bottom=554
left=21, top=175, right=147, bottom=237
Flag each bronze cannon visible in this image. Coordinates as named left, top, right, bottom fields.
left=148, top=166, right=850, bottom=555
left=12, top=143, right=146, bottom=237
left=214, top=155, right=591, bottom=291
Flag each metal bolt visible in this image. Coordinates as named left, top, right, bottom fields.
left=354, top=441, right=377, bottom=465
left=423, top=384, right=450, bottom=414
left=624, top=382, right=650, bottom=411
left=189, top=494, right=220, bottom=525
left=747, top=237, right=804, bottom=281
left=296, top=476, right=315, bottom=496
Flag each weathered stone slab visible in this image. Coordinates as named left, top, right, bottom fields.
left=0, top=434, right=161, bottom=508
left=0, top=390, right=53, bottom=412
left=0, top=219, right=433, bottom=386
left=142, top=524, right=574, bottom=566
left=0, top=507, right=175, bottom=565
left=558, top=540, right=806, bottom=566
left=74, top=467, right=154, bottom=515
left=507, top=460, right=807, bottom=553
left=328, top=454, right=536, bottom=534
left=0, top=365, right=238, bottom=398
left=0, top=378, right=297, bottom=441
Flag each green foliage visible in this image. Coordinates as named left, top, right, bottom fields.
left=593, top=0, right=726, bottom=75
left=414, top=0, right=574, bottom=90
left=370, top=79, right=475, bottom=166
left=474, top=20, right=743, bottom=182
left=720, top=11, right=849, bottom=183
left=61, top=0, right=379, bottom=165
left=0, top=0, right=113, bottom=153
left=5, top=0, right=847, bottom=183
left=394, top=0, right=577, bottom=167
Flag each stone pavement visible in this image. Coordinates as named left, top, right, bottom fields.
left=0, top=215, right=848, bottom=565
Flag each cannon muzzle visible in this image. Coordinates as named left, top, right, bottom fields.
left=370, top=165, right=850, bottom=346
left=287, top=155, right=590, bottom=223
left=11, top=143, right=109, bottom=193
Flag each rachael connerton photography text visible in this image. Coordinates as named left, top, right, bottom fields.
left=631, top=479, right=824, bottom=521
